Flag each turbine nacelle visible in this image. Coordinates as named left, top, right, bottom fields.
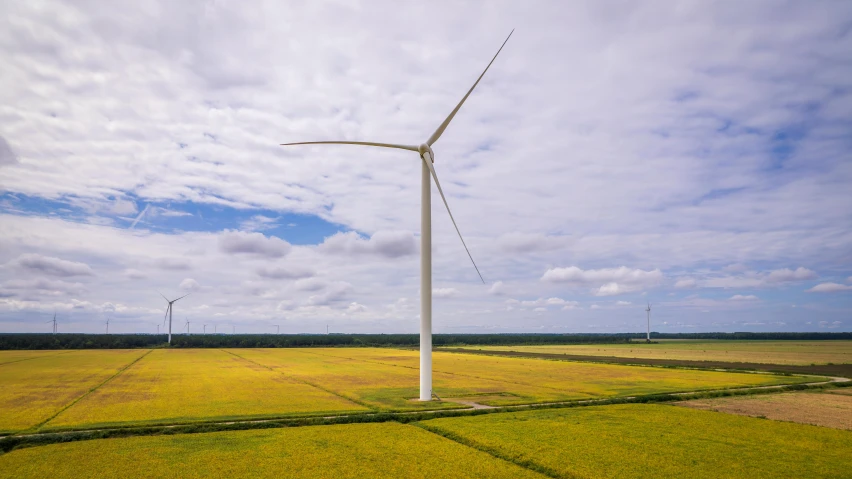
left=418, top=144, right=435, bottom=162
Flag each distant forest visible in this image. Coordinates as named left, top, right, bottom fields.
left=0, top=332, right=850, bottom=350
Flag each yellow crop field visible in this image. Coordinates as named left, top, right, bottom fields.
left=457, top=340, right=852, bottom=365
left=0, top=350, right=146, bottom=433
left=0, top=350, right=71, bottom=366
left=232, top=348, right=559, bottom=410
left=419, top=404, right=852, bottom=478
left=44, top=349, right=368, bottom=431
left=0, top=422, right=545, bottom=479
left=240, top=348, right=813, bottom=408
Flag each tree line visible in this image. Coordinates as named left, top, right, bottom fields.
left=0, top=331, right=849, bottom=350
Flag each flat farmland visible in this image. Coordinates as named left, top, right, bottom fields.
left=44, top=349, right=368, bottom=431
left=677, top=389, right=852, bottom=430
left=0, top=348, right=818, bottom=433
left=240, top=348, right=815, bottom=407
left=0, top=422, right=544, bottom=479
left=0, top=350, right=146, bottom=433
left=455, top=340, right=852, bottom=365
left=419, top=403, right=852, bottom=479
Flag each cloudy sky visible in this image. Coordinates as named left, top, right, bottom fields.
left=1, top=1, right=850, bottom=334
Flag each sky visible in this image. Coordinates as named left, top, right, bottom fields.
left=0, top=1, right=850, bottom=335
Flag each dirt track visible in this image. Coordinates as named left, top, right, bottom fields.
left=439, top=348, right=852, bottom=378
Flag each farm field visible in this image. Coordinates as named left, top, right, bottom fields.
left=0, top=350, right=146, bottom=433
left=0, top=348, right=819, bottom=432
left=239, top=348, right=815, bottom=407
left=453, top=340, right=852, bottom=365
left=419, top=403, right=852, bottom=479
left=43, top=349, right=367, bottom=431
left=0, top=350, right=72, bottom=366
left=0, top=422, right=544, bottom=479
left=677, top=389, right=852, bottom=430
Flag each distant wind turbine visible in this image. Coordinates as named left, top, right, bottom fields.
left=282, top=31, right=513, bottom=400
left=105, top=317, right=110, bottom=334
left=46, top=312, right=57, bottom=334
left=275, top=325, right=280, bottom=334
left=184, top=318, right=190, bottom=335
left=156, top=323, right=160, bottom=335
left=203, top=324, right=207, bottom=334
left=157, top=291, right=190, bottom=345
left=646, top=303, right=652, bottom=343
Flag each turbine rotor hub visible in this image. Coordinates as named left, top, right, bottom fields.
left=418, top=143, right=435, bottom=162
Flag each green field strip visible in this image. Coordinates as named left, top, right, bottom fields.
left=2, top=381, right=848, bottom=454
left=29, top=349, right=152, bottom=433
left=222, top=349, right=377, bottom=411
left=0, top=351, right=75, bottom=367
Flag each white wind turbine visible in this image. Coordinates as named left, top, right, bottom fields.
left=46, top=312, right=57, bottom=334
left=184, top=318, right=190, bottom=335
left=157, top=292, right=190, bottom=345
left=105, top=317, right=110, bottom=334
left=645, top=303, right=652, bottom=343
left=282, top=31, right=513, bottom=401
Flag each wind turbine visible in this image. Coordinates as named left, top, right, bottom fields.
left=275, top=325, right=280, bottom=334
left=156, top=323, right=160, bottom=335
left=157, top=292, right=190, bottom=345
left=645, top=303, right=652, bottom=343
left=184, top=319, right=190, bottom=335
left=46, top=312, right=57, bottom=334
left=105, top=317, right=110, bottom=334
left=281, top=31, right=512, bottom=401
left=203, top=324, right=207, bottom=334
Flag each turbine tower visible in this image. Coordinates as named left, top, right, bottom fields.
left=184, top=319, right=190, bottom=335
left=646, top=303, right=651, bottom=343
left=281, top=31, right=512, bottom=400
left=157, top=292, right=190, bottom=345
left=105, top=317, right=110, bottom=334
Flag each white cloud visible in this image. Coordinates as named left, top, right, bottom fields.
left=179, top=278, right=200, bottom=292
left=2, top=278, right=85, bottom=295
left=219, top=231, right=291, bottom=258
left=806, top=283, right=852, bottom=293
left=616, top=300, right=632, bottom=305
left=765, top=267, right=817, bottom=283
left=319, top=231, right=416, bottom=258
left=674, top=278, right=697, bottom=289
left=488, top=281, right=505, bottom=295
left=541, top=266, right=663, bottom=296
left=240, top=215, right=279, bottom=232
left=8, top=254, right=94, bottom=277
left=590, top=304, right=600, bottom=310
left=124, top=269, right=147, bottom=280
left=433, top=288, right=458, bottom=298
left=346, top=302, right=367, bottom=313
left=295, top=278, right=327, bottom=292
left=729, top=294, right=759, bottom=301
left=497, top=232, right=565, bottom=253
left=256, top=266, right=315, bottom=280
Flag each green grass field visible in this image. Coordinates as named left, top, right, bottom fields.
left=0, top=422, right=544, bottom=479
left=454, top=340, right=852, bottom=365
left=0, top=348, right=819, bottom=433
left=419, top=404, right=852, bottom=478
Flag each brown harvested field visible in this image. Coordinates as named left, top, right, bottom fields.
left=676, top=389, right=852, bottom=430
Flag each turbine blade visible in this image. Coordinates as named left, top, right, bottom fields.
left=426, top=29, right=514, bottom=147
left=156, top=290, right=169, bottom=302
left=173, top=293, right=191, bottom=302
left=280, top=141, right=418, bottom=152
left=422, top=154, right=485, bottom=283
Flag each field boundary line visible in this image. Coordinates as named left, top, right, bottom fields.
left=222, top=349, right=378, bottom=411
left=439, top=347, right=852, bottom=378
left=20, top=349, right=154, bottom=434
left=0, top=350, right=76, bottom=367
left=2, top=379, right=848, bottom=453
left=411, top=422, right=571, bottom=479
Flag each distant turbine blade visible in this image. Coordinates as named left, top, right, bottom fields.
left=280, top=141, right=418, bottom=152
left=173, top=293, right=191, bottom=302
left=421, top=154, right=485, bottom=283
left=156, top=290, right=169, bottom=302
left=426, top=29, right=514, bottom=147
